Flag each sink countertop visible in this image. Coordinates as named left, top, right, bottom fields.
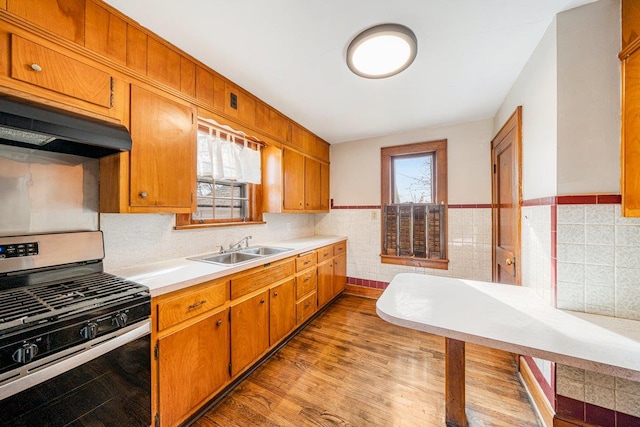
left=108, top=235, right=347, bottom=297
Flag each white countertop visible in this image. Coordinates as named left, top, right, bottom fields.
left=376, top=273, right=640, bottom=381
left=109, top=235, right=346, bottom=297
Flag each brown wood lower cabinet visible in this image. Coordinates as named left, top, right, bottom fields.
left=317, top=258, right=334, bottom=307
left=333, top=252, right=347, bottom=295
left=152, top=240, right=347, bottom=426
left=270, top=279, right=296, bottom=345
left=230, top=290, right=269, bottom=376
left=157, top=308, right=229, bottom=427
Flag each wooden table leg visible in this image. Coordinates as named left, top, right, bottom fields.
left=445, top=338, right=467, bottom=427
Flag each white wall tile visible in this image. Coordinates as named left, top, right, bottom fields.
left=585, top=204, right=615, bottom=225
left=585, top=244, right=614, bottom=266
left=557, top=243, right=585, bottom=263
left=558, top=205, right=586, bottom=224
left=557, top=224, right=585, bottom=244
left=585, top=225, right=615, bottom=245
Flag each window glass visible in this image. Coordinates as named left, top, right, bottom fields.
left=392, top=153, right=434, bottom=203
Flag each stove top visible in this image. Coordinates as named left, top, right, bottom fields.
left=0, top=272, right=149, bottom=333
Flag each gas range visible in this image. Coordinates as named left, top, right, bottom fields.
left=0, top=231, right=150, bottom=402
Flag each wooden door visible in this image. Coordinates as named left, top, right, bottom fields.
left=282, top=148, right=305, bottom=210
left=491, top=107, right=522, bottom=285
left=230, top=291, right=269, bottom=376
left=157, top=308, right=229, bottom=427
left=270, top=279, right=295, bottom=345
left=304, top=157, right=322, bottom=210
left=317, top=259, right=334, bottom=307
left=333, top=253, right=347, bottom=295
left=130, top=85, right=195, bottom=209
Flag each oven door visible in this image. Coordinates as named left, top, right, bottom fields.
left=0, top=320, right=151, bottom=427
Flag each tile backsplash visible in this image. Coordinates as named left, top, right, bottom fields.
left=100, top=212, right=315, bottom=271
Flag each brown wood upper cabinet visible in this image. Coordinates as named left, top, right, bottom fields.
left=7, top=0, right=85, bottom=44
left=100, top=86, right=196, bottom=213
left=224, top=83, right=255, bottom=126
left=0, top=29, right=126, bottom=123
left=621, top=0, right=640, bottom=216
left=265, top=146, right=330, bottom=213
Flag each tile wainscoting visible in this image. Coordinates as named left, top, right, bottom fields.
left=523, top=195, right=640, bottom=425
left=315, top=205, right=492, bottom=289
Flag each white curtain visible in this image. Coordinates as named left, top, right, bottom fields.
left=197, top=132, right=261, bottom=184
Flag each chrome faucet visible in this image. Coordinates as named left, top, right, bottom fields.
left=228, top=235, right=252, bottom=251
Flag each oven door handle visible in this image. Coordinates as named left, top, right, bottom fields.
left=0, top=319, right=151, bottom=400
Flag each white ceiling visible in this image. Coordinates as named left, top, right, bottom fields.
left=104, top=0, right=596, bottom=144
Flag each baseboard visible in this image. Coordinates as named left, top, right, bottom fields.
left=519, top=356, right=555, bottom=427
left=344, top=284, right=383, bottom=299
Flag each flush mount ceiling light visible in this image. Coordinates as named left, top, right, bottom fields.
left=346, top=23, right=418, bottom=79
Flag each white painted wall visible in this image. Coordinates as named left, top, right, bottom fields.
left=494, top=18, right=558, bottom=201
left=556, top=0, right=620, bottom=195
left=330, top=119, right=494, bottom=206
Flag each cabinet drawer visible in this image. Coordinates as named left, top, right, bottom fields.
left=11, top=35, right=113, bottom=108
left=316, top=245, right=333, bottom=263
left=295, top=269, right=317, bottom=300
left=334, top=241, right=346, bottom=256
left=296, top=291, right=317, bottom=324
left=157, top=279, right=229, bottom=331
left=231, top=258, right=295, bottom=299
left=296, top=252, right=316, bottom=271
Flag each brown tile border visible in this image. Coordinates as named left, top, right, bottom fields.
left=522, top=194, right=621, bottom=207
left=331, top=204, right=491, bottom=210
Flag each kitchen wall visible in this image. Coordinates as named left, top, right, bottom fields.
left=100, top=213, right=315, bottom=271
left=324, top=118, right=494, bottom=286
left=496, top=0, right=639, bottom=424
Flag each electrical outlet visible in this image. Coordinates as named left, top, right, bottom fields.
left=371, top=211, right=378, bottom=220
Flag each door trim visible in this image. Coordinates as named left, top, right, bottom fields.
left=491, top=106, right=523, bottom=285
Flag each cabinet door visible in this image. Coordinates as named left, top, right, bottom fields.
left=304, top=157, right=321, bottom=210
left=317, top=260, right=334, bottom=307
left=130, top=85, right=195, bottom=209
left=231, top=291, right=269, bottom=376
left=282, top=148, right=305, bottom=210
left=157, top=308, right=229, bottom=427
left=270, top=279, right=295, bottom=345
left=11, top=35, right=113, bottom=108
left=333, top=253, right=347, bottom=296
left=320, top=162, right=330, bottom=211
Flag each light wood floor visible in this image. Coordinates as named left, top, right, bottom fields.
left=194, top=295, right=541, bottom=427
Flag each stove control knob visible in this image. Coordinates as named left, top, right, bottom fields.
left=80, top=322, right=99, bottom=340
left=113, top=312, right=128, bottom=328
left=12, top=343, right=39, bottom=364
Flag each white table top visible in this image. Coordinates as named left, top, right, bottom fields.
left=110, top=235, right=346, bottom=297
left=376, top=273, right=640, bottom=381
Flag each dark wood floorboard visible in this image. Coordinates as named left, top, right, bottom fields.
left=193, top=295, right=541, bottom=427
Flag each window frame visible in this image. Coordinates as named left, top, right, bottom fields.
left=380, top=139, right=449, bottom=269
left=175, top=122, right=264, bottom=229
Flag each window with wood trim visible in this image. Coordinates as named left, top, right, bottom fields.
left=176, top=120, right=263, bottom=228
left=381, top=140, right=448, bottom=269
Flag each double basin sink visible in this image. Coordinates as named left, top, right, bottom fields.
left=189, top=246, right=293, bottom=266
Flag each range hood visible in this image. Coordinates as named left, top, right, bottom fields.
left=0, top=97, right=132, bottom=158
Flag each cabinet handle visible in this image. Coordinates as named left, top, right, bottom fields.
left=299, top=202, right=303, bottom=206
left=303, top=260, right=310, bottom=265
left=304, top=301, right=311, bottom=308
left=274, top=292, right=279, bottom=297
left=30, top=63, right=42, bottom=72
left=188, top=300, right=206, bottom=310
left=216, top=319, right=223, bottom=327
left=139, top=191, right=148, bottom=198
left=303, top=275, right=311, bottom=282
left=260, top=298, right=265, bottom=304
